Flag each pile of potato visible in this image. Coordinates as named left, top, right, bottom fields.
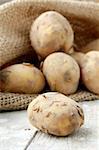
left=1, top=11, right=99, bottom=136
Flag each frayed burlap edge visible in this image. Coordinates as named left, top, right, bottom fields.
left=0, top=90, right=99, bottom=111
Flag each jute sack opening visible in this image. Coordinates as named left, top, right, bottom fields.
left=0, top=0, right=99, bottom=111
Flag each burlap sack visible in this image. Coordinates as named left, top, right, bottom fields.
left=0, top=0, right=99, bottom=111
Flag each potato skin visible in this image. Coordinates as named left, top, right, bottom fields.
left=43, top=52, right=80, bottom=95
left=81, top=51, right=99, bottom=94
left=71, top=51, right=85, bottom=67
left=30, top=11, right=74, bottom=58
left=27, top=92, right=84, bottom=136
left=0, top=63, right=45, bottom=94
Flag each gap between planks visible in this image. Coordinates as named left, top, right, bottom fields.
left=24, top=131, right=38, bottom=150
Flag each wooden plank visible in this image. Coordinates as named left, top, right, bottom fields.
left=0, top=0, right=99, bottom=149
left=0, top=110, right=37, bottom=150
left=0, top=0, right=12, bottom=5
left=27, top=100, right=99, bottom=150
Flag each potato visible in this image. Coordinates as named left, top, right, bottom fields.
left=30, top=11, right=74, bottom=58
left=81, top=51, right=99, bottom=94
left=71, top=51, right=85, bottom=67
left=0, top=63, right=45, bottom=94
left=28, top=92, right=84, bottom=136
left=81, top=39, right=99, bottom=53
left=43, top=52, right=80, bottom=95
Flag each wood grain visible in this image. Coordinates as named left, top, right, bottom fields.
left=0, top=101, right=99, bottom=150
left=0, top=1, right=99, bottom=150
left=0, top=111, right=37, bottom=150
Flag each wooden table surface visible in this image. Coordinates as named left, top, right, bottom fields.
left=0, top=100, right=99, bottom=150
left=0, top=0, right=99, bottom=150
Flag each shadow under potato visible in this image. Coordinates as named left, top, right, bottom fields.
left=37, top=127, right=93, bottom=139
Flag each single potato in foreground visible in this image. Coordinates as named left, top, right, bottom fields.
left=81, top=51, right=99, bottom=94
left=43, top=52, right=80, bottom=95
left=0, top=63, right=45, bottom=94
left=30, top=11, right=74, bottom=58
left=28, top=92, right=84, bottom=136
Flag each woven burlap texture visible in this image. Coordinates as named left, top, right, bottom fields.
left=0, top=0, right=99, bottom=111
left=0, top=90, right=99, bottom=111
